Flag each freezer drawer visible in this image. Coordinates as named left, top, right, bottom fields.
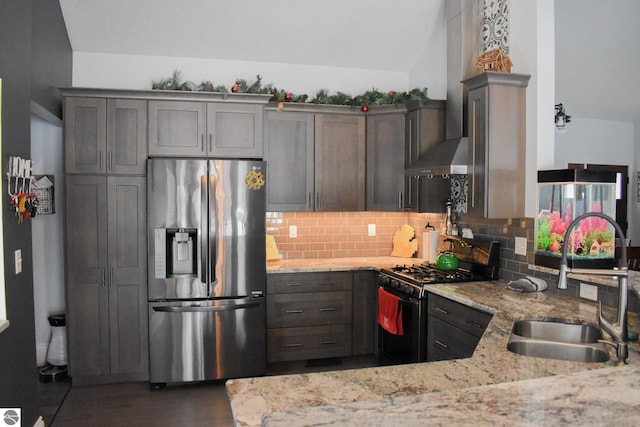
left=149, top=297, right=266, bottom=385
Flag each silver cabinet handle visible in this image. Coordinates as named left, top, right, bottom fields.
left=319, top=340, right=337, bottom=345
left=467, top=320, right=483, bottom=329
left=285, top=343, right=304, bottom=348
left=435, top=307, right=449, bottom=315
left=319, top=307, right=336, bottom=312
left=285, top=309, right=303, bottom=314
left=435, top=339, right=449, bottom=349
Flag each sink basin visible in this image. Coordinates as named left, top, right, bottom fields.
left=507, top=319, right=610, bottom=363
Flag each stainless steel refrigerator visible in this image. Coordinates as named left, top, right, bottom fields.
left=147, top=158, right=266, bottom=386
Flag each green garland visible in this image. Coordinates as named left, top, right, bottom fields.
left=151, top=70, right=429, bottom=107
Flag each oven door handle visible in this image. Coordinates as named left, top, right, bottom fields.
left=379, top=286, right=417, bottom=305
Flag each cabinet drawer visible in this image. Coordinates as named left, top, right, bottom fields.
left=427, top=316, right=480, bottom=361
left=428, top=294, right=491, bottom=338
left=267, top=291, right=352, bottom=328
left=267, top=324, right=352, bottom=362
left=267, top=272, right=352, bottom=294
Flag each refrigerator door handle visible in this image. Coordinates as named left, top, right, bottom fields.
left=209, top=168, right=217, bottom=285
left=200, top=173, right=208, bottom=284
left=152, top=301, right=261, bottom=313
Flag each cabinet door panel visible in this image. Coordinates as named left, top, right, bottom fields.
left=148, top=101, right=206, bottom=156
left=366, top=113, right=404, bottom=211
left=267, top=324, right=352, bottom=362
left=65, top=97, right=107, bottom=173
left=207, top=103, right=263, bottom=157
left=264, top=111, right=314, bottom=211
left=315, top=114, right=365, bottom=211
left=107, top=176, right=148, bottom=375
left=107, top=99, right=147, bottom=174
left=66, top=176, right=109, bottom=377
left=267, top=291, right=352, bottom=328
left=352, top=271, right=377, bottom=355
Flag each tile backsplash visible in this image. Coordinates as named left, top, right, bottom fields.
left=266, top=211, right=444, bottom=260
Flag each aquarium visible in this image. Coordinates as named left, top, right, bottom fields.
left=535, top=169, right=617, bottom=269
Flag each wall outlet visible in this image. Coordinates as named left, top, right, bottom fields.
left=515, top=236, right=527, bottom=256
left=289, top=225, right=297, bottom=238
left=579, top=283, right=598, bottom=301
left=368, top=224, right=376, bottom=237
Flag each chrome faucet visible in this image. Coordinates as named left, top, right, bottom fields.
left=557, top=212, right=629, bottom=365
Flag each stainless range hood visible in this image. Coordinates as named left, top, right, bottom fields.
left=405, top=136, right=469, bottom=176
left=405, top=0, right=482, bottom=177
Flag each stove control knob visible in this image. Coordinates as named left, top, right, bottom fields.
left=379, top=276, right=390, bottom=286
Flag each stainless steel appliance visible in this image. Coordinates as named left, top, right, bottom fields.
left=147, top=158, right=267, bottom=386
left=377, top=236, right=499, bottom=364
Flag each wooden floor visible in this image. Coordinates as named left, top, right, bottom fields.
left=46, top=356, right=379, bottom=426
left=52, top=381, right=234, bottom=427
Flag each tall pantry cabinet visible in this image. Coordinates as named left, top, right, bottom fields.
left=63, top=91, right=148, bottom=384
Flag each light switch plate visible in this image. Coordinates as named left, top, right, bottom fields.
left=289, top=225, right=297, bottom=238
left=515, top=237, right=527, bottom=256
left=14, top=249, right=22, bottom=274
left=580, top=283, right=598, bottom=301
left=368, top=224, right=376, bottom=237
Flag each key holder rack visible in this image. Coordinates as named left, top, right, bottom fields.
left=7, top=156, right=38, bottom=223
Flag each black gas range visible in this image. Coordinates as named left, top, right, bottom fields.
left=377, top=236, right=500, bottom=365
left=378, top=236, right=501, bottom=299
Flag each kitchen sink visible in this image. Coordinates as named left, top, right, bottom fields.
left=507, top=319, right=610, bottom=363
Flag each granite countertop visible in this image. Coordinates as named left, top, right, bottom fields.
left=266, top=256, right=422, bottom=273
left=228, top=257, right=640, bottom=426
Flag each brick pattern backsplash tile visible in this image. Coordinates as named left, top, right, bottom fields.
left=266, top=211, right=444, bottom=259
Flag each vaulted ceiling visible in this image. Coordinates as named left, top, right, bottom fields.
left=59, top=0, right=640, bottom=122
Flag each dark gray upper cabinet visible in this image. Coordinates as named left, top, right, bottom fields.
left=149, top=100, right=264, bottom=158
left=64, top=96, right=147, bottom=174
left=464, top=72, right=530, bottom=219
left=107, top=99, right=148, bottom=174
left=207, top=103, right=264, bottom=158
left=64, top=97, right=107, bottom=174
left=404, top=101, right=446, bottom=211
left=66, top=175, right=148, bottom=384
left=264, top=110, right=315, bottom=211
left=148, top=100, right=206, bottom=157
left=365, top=108, right=406, bottom=211
left=315, top=113, right=366, bottom=211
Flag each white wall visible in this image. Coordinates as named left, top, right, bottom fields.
left=554, top=117, right=638, bottom=243
left=634, top=120, right=640, bottom=244
left=72, top=52, right=449, bottom=100
left=510, top=0, right=555, bottom=217
left=31, top=115, right=65, bottom=366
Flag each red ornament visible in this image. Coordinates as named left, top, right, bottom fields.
left=388, top=90, right=395, bottom=97
left=361, top=105, right=369, bottom=113
left=284, top=92, right=292, bottom=101
left=231, top=84, right=238, bottom=93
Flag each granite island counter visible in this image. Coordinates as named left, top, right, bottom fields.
left=228, top=258, right=640, bottom=426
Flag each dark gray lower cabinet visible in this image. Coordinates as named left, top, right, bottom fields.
left=352, top=270, right=377, bottom=355
left=266, top=271, right=378, bottom=362
left=427, top=294, right=492, bottom=362
left=66, top=175, right=148, bottom=384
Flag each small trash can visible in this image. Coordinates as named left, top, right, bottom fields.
left=39, top=314, right=68, bottom=382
